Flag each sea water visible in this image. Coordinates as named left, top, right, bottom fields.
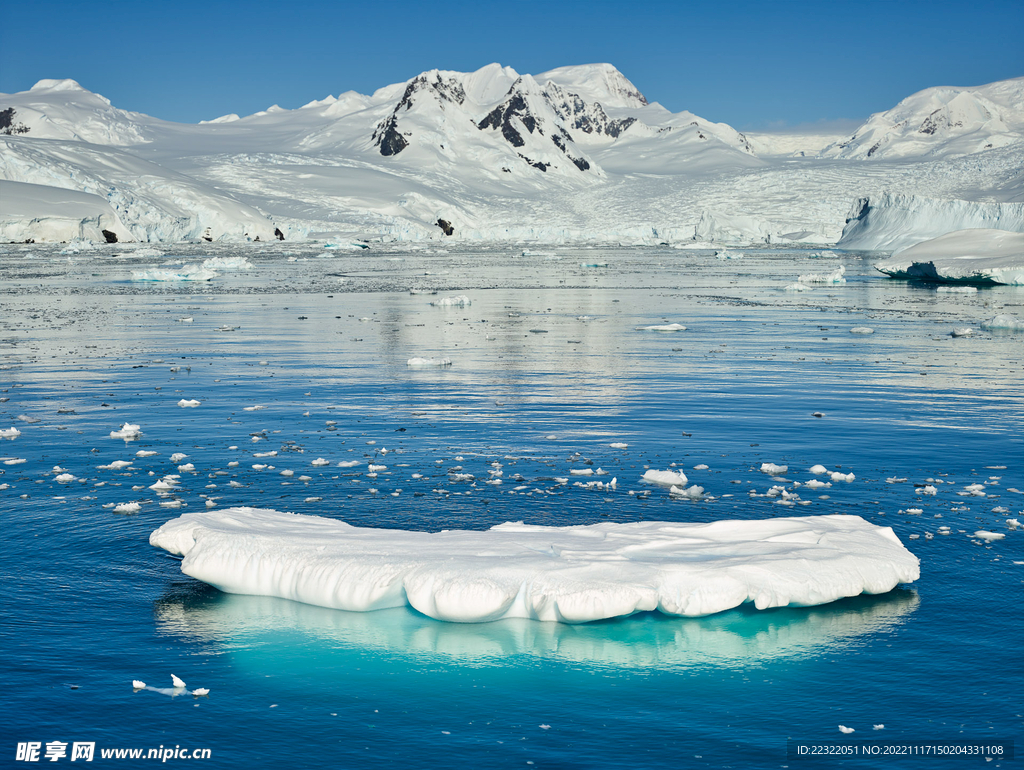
left=1, top=243, right=1021, bottom=768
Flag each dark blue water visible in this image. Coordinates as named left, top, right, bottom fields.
left=2, top=244, right=1021, bottom=768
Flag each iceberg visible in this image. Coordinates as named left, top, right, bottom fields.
left=980, top=314, right=1024, bottom=331
left=798, top=266, right=846, bottom=284
left=131, top=264, right=219, bottom=282
left=150, top=508, right=919, bottom=624
left=873, top=229, right=1024, bottom=285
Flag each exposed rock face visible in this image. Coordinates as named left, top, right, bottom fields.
left=101, top=229, right=118, bottom=243
left=0, top=107, right=30, bottom=135
left=436, top=218, right=454, bottom=236
left=274, top=227, right=285, bottom=240
left=373, top=72, right=467, bottom=157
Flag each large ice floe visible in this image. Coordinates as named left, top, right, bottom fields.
left=151, top=508, right=919, bottom=624
left=873, top=229, right=1024, bottom=285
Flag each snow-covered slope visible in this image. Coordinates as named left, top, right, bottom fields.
left=823, top=77, right=1024, bottom=160
left=2, top=67, right=1022, bottom=244
left=873, top=229, right=1024, bottom=285
left=0, top=179, right=132, bottom=242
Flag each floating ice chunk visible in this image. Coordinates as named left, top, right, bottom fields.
left=310, top=458, right=330, bottom=467
left=136, top=450, right=157, bottom=458
left=114, top=502, right=141, bottom=514
left=171, top=674, right=186, bottom=688
left=133, top=680, right=146, bottom=690
left=609, top=443, right=628, bottom=449
left=784, top=283, right=812, bottom=292
left=177, top=317, right=193, bottom=323
left=760, top=463, right=788, bottom=475
left=980, top=314, right=1024, bottom=331
left=974, top=530, right=1004, bottom=542
left=202, top=256, right=252, bottom=271
left=170, top=453, right=188, bottom=463
left=936, top=285, right=978, bottom=293
left=635, top=323, right=686, bottom=331
left=178, top=463, right=195, bottom=472
left=875, top=230, right=1024, bottom=285
left=873, top=725, right=885, bottom=731
left=838, top=726, right=855, bottom=734
left=407, top=357, right=453, bottom=367
left=886, top=477, right=907, bottom=483
left=243, top=405, right=266, bottom=412
left=132, top=265, right=218, bottom=282
left=368, top=464, right=387, bottom=472
left=916, top=485, right=937, bottom=496
left=178, top=399, right=201, bottom=408
left=3, top=457, right=27, bottom=465
left=850, top=327, right=874, bottom=334
left=693, top=464, right=709, bottom=470
left=338, top=460, right=361, bottom=468
left=951, top=327, right=974, bottom=337
left=799, top=266, right=845, bottom=284
left=804, top=479, right=831, bottom=489
left=830, top=471, right=855, bottom=483
left=55, top=473, right=76, bottom=483
left=192, top=688, right=210, bottom=697
left=99, top=460, right=133, bottom=470
left=642, top=469, right=688, bottom=487
left=669, top=484, right=705, bottom=499
left=570, top=468, right=594, bottom=476
left=0, top=427, right=20, bottom=439
left=151, top=508, right=920, bottom=624
left=430, top=295, right=471, bottom=307
left=110, top=423, right=142, bottom=440
left=809, top=465, right=828, bottom=475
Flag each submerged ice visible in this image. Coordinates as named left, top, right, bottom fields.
left=151, top=508, right=919, bottom=624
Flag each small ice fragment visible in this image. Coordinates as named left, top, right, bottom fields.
left=110, top=423, right=142, bottom=440
left=980, top=314, right=1024, bottom=331
left=99, top=460, right=133, bottom=470
left=178, top=399, right=201, bottom=408
left=244, top=405, right=266, bottom=412
left=760, top=463, right=788, bottom=475
left=133, top=680, right=146, bottom=690
left=974, top=530, right=1004, bottom=542
left=873, top=725, right=885, bottom=731
left=171, top=674, right=186, bottom=688
left=809, top=465, right=828, bottom=474
left=545, top=435, right=558, bottom=440
left=609, top=443, right=628, bottom=449
left=311, top=458, right=330, bottom=467
left=114, top=502, right=141, bottom=514
left=916, top=485, right=937, bottom=496
left=368, top=464, right=387, bottom=472
left=0, top=427, right=21, bottom=439
left=850, top=327, right=873, bottom=334
left=693, top=464, right=709, bottom=470
left=55, top=473, right=76, bottom=483
left=407, top=357, right=452, bottom=367
left=784, top=283, right=812, bottom=292
left=4, top=457, right=27, bottom=465
left=430, top=295, right=471, bottom=307
left=635, top=323, right=686, bottom=331
left=642, top=469, right=688, bottom=487
left=192, top=688, right=209, bottom=697
left=570, top=468, right=594, bottom=476
left=951, top=328, right=973, bottom=338
left=136, top=450, right=157, bottom=458
left=178, top=463, right=195, bottom=472
left=338, top=460, right=361, bottom=468
left=830, top=471, right=855, bottom=483
left=799, top=266, right=846, bottom=284
left=669, top=484, right=704, bottom=499
left=170, top=453, right=188, bottom=463
left=539, top=725, right=551, bottom=730
left=838, top=725, right=855, bottom=734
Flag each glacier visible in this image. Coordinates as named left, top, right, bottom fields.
left=2, top=68, right=1023, bottom=248
left=150, top=508, right=920, bottom=624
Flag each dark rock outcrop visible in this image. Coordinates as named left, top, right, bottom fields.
left=436, top=219, right=454, bottom=236
left=101, top=229, right=118, bottom=243
left=274, top=227, right=285, bottom=241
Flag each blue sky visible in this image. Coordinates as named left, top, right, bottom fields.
left=1, top=0, right=1021, bottom=130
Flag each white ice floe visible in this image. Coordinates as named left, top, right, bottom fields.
left=798, top=266, right=846, bottom=284
left=850, top=327, right=874, bottom=334
left=839, top=726, right=855, bottom=734
left=874, top=230, right=1024, bottom=285
left=784, top=283, right=812, bottom=292
left=951, top=327, right=974, bottom=337
left=131, top=265, right=218, bottom=282
left=760, top=463, right=788, bottom=475
left=609, top=443, right=628, bottom=449
left=0, top=427, right=21, bottom=439
left=635, top=323, right=686, bottom=331
left=171, top=674, right=186, bottom=688
left=669, top=484, right=705, bottom=499
left=974, top=530, right=1005, bottom=542
left=136, top=450, right=158, bottom=457
left=243, top=405, right=266, bottom=411
left=202, top=256, right=252, bottom=270
left=570, top=468, right=594, bottom=476
left=980, top=314, right=1024, bottom=331
left=99, top=460, right=133, bottom=470
left=178, top=463, right=195, bottom=472
left=114, top=502, right=141, bottom=514
left=55, top=473, right=76, bottom=483
left=150, top=508, right=920, bottom=624
left=178, top=399, right=201, bottom=408
left=170, top=453, right=188, bottom=463
left=311, top=458, right=330, bottom=467
left=407, top=357, right=453, bottom=367
left=936, top=285, right=978, bottom=293
left=192, top=688, right=210, bottom=697
left=337, top=460, right=361, bottom=468
left=430, top=295, right=471, bottom=307
left=804, top=479, right=831, bottom=490
left=916, top=485, right=937, bottom=496
left=809, top=465, right=828, bottom=475
left=368, top=464, right=387, bottom=472
left=3, top=457, right=27, bottom=465
left=830, top=471, right=855, bottom=483
left=642, top=469, right=688, bottom=487
left=110, top=423, right=142, bottom=440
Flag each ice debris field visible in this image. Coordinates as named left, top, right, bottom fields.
left=151, top=508, right=919, bottom=623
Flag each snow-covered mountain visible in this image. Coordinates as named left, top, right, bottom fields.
left=823, top=77, right=1024, bottom=160
left=1, top=65, right=1022, bottom=245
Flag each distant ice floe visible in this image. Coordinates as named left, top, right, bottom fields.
left=951, top=327, right=973, bottom=337
left=201, top=256, right=252, bottom=270
left=177, top=399, right=201, bottom=408
left=635, top=323, right=686, bottom=331
left=760, top=463, right=788, bottom=475
left=110, top=423, right=142, bottom=440
left=798, top=266, right=846, bottom=284
left=430, top=295, right=471, bottom=307
left=980, top=314, right=1024, bottom=331
left=0, top=427, right=20, bottom=439
left=809, top=465, right=828, bottom=474
left=407, top=357, right=453, bottom=367
left=874, top=229, right=1024, bottom=285
left=114, top=502, right=141, bottom=514
left=850, top=327, right=874, bottom=334
left=131, top=264, right=218, bottom=282
left=642, top=469, right=688, bottom=487
left=151, top=508, right=920, bottom=624
left=784, top=283, right=812, bottom=292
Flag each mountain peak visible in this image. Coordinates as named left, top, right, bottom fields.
left=536, top=63, right=648, bottom=110
left=31, top=78, right=87, bottom=93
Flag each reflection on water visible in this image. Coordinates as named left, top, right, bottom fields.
left=154, top=585, right=918, bottom=671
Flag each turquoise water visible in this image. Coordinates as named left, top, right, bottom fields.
left=2, top=243, right=1021, bottom=768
